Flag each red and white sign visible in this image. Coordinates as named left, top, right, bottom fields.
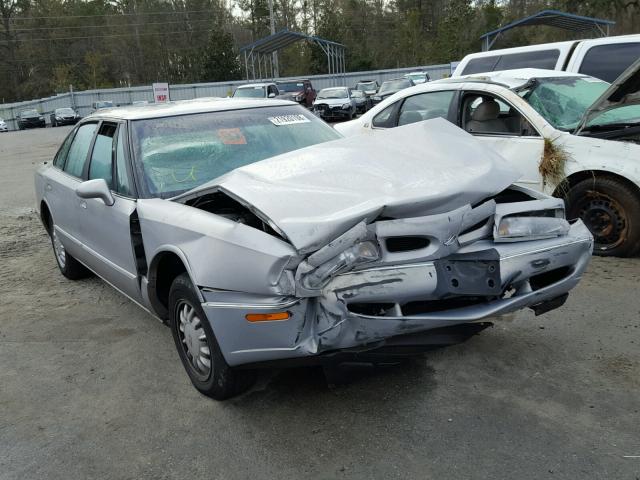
left=153, top=82, right=170, bottom=103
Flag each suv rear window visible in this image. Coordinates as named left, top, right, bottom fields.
left=578, top=42, right=640, bottom=82
left=462, top=49, right=560, bottom=75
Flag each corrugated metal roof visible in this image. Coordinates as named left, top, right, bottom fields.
left=480, top=9, right=615, bottom=40
left=240, top=29, right=344, bottom=54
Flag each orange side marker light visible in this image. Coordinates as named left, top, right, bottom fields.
left=245, top=312, right=290, bottom=322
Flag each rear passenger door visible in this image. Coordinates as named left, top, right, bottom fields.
left=44, top=122, right=98, bottom=260
left=77, top=121, right=142, bottom=302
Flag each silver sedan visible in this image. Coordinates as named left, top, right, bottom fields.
left=35, top=99, right=593, bottom=399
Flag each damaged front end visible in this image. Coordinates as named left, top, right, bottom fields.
left=200, top=186, right=593, bottom=367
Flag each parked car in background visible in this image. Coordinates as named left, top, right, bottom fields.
left=0, top=118, right=8, bottom=132
left=371, top=78, right=414, bottom=105
left=50, top=107, right=80, bottom=127
left=453, top=33, right=640, bottom=83
left=18, top=109, right=46, bottom=129
left=92, top=101, right=114, bottom=112
left=336, top=64, right=640, bottom=256
left=276, top=79, right=316, bottom=107
left=35, top=98, right=592, bottom=400
left=232, top=83, right=280, bottom=99
left=313, top=87, right=357, bottom=120
left=351, top=89, right=370, bottom=113
left=404, top=71, right=431, bottom=84
left=354, top=80, right=379, bottom=97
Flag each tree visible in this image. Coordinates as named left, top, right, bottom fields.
left=200, top=29, right=241, bottom=81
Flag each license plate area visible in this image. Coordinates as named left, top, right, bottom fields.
left=435, top=259, right=502, bottom=296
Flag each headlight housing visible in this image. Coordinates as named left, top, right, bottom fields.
left=373, top=96, right=381, bottom=101
left=303, top=241, right=380, bottom=289
left=495, top=216, right=570, bottom=242
left=342, top=103, right=351, bottom=109
left=295, top=94, right=304, bottom=101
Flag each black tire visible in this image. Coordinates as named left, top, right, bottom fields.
left=49, top=218, right=90, bottom=279
left=565, top=176, right=640, bottom=257
left=169, top=273, right=255, bottom=400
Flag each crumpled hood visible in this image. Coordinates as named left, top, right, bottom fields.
left=575, top=57, right=640, bottom=133
left=184, top=118, right=520, bottom=252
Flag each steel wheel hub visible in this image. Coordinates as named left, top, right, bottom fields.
left=578, top=194, right=626, bottom=250
left=177, top=302, right=212, bottom=379
left=52, top=228, right=66, bottom=268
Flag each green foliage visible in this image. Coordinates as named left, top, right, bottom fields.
left=1, top=0, right=639, bottom=102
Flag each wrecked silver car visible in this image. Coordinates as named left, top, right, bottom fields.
left=35, top=99, right=593, bottom=400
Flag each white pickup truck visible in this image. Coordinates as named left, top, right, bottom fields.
left=453, top=34, right=640, bottom=83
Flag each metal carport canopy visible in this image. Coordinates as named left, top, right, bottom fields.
left=480, top=9, right=615, bottom=51
left=239, top=29, right=346, bottom=83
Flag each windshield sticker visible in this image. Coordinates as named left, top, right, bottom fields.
left=217, top=128, right=247, bottom=145
left=268, top=114, right=311, bottom=126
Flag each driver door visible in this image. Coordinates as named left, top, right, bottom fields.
left=77, top=121, right=142, bottom=302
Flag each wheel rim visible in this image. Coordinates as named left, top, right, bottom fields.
left=175, top=301, right=212, bottom=380
left=576, top=191, right=627, bottom=252
left=52, top=228, right=66, bottom=268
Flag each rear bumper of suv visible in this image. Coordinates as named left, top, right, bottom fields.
left=202, top=220, right=592, bottom=366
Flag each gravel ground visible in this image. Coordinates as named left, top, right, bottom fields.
left=0, top=127, right=639, bottom=480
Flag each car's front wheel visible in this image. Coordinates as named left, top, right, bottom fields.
left=566, top=176, right=640, bottom=257
left=49, top=220, right=90, bottom=279
left=169, top=273, right=255, bottom=400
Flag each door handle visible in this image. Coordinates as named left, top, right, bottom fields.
left=80, top=201, right=87, bottom=209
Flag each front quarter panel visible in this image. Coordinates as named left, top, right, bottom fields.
left=136, top=199, right=298, bottom=296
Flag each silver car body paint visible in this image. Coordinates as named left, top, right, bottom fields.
left=35, top=101, right=593, bottom=369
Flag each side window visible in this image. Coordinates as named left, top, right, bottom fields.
left=397, top=91, right=454, bottom=126
left=115, top=125, right=133, bottom=196
left=63, top=123, right=97, bottom=178
left=578, top=43, right=640, bottom=83
left=372, top=103, right=397, bottom=128
left=53, top=130, right=75, bottom=168
left=88, top=122, right=117, bottom=188
left=462, top=50, right=559, bottom=75
left=462, top=93, right=538, bottom=136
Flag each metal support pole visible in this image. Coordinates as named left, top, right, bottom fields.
left=267, top=0, right=279, bottom=77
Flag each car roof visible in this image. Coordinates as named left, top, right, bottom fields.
left=85, top=97, right=296, bottom=121
left=383, top=77, right=411, bottom=83
left=237, top=83, right=274, bottom=88
left=276, top=79, right=309, bottom=82
left=434, top=68, right=591, bottom=89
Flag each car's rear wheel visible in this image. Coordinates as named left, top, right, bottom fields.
left=169, top=273, right=255, bottom=400
left=565, top=177, right=640, bottom=257
left=49, top=220, right=90, bottom=279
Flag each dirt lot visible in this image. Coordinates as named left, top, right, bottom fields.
left=1, top=127, right=639, bottom=479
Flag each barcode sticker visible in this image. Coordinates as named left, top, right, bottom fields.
left=268, top=114, right=311, bottom=126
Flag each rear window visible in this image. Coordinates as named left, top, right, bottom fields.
left=462, top=49, right=560, bottom=75
left=130, top=106, right=341, bottom=198
left=578, top=43, right=640, bottom=82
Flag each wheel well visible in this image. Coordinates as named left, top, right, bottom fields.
left=553, top=170, right=640, bottom=200
left=147, top=252, right=188, bottom=320
left=40, top=201, right=52, bottom=235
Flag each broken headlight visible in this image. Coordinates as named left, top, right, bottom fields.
left=495, top=216, right=570, bottom=242
left=303, top=241, right=380, bottom=289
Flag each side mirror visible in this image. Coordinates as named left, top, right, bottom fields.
left=76, top=179, right=114, bottom=206
left=268, top=92, right=276, bottom=98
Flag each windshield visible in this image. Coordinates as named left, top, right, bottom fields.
left=406, top=73, right=426, bottom=81
left=355, top=82, right=376, bottom=91
left=317, top=88, right=348, bottom=99
left=519, top=76, right=640, bottom=130
left=130, top=105, right=341, bottom=198
left=277, top=82, right=304, bottom=92
left=56, top=108, right=75, bottom=114
left=233, top=87, right=265, bottom=98
left=379, top=80, right=411, bottom=93
left=21, top=110, right=39, bottom=116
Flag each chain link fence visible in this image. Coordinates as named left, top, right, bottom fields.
left=0, top=63, right=453, bottom=131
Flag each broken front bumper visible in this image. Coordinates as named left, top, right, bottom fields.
left=203, top=220, right=592, bottom=367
